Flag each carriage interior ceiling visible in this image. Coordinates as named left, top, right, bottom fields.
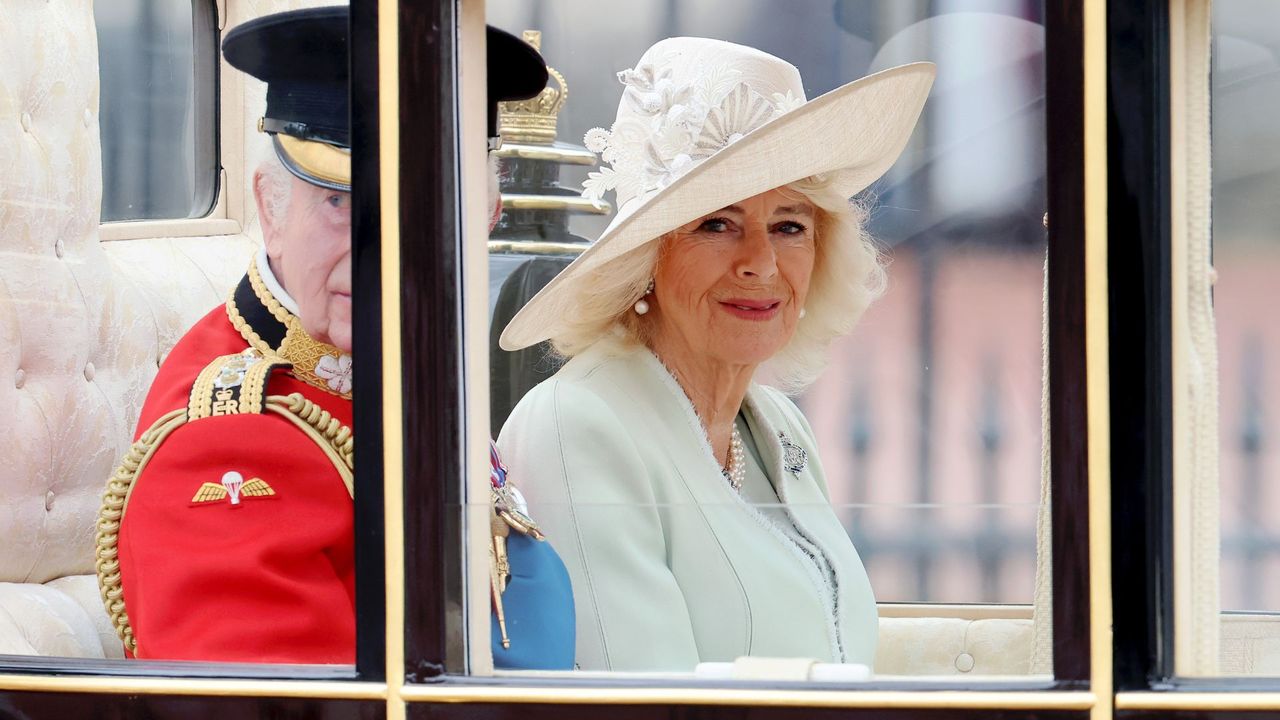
left=0, top=0, right=337, bottom=659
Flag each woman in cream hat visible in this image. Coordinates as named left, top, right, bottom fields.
left=497, top=36, right=933, bottom=672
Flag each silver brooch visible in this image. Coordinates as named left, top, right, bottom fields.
left=779, top=431, right=808, bottom=474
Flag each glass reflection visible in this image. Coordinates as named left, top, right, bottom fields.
left=1210, top=0, right=1280, bottom=679
left=486, top=0, right=1047, bottom=677
left=97, top=0, right=216, bottom=222
left=96, top=5, right=355, bottom=664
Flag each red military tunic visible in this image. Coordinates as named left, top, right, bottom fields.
left=100, top=258, right=355, bottom=663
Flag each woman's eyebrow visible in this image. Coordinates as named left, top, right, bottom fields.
left=773, top=204, right=815, bottom=217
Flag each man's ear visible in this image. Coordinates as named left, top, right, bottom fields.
left=253, top=168, right=282, bottom=259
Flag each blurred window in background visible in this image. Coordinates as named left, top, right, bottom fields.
left=95, top=0, right=218, bottom=222
left=1213, top=0, right=1280, bottom=616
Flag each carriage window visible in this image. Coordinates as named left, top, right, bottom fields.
left=481, top=0, right=1049, bottom=679
left=1186, top=0, right=1280, bottom=678
left=96, top=0, right=218, bottom=222
left=0, top=1, right=357, bottom=672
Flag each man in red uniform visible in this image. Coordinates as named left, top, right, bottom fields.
left=94, top=7, right=547, bottom=663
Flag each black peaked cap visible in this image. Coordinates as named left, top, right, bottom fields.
left=488, top=27, right=549, bottom=137
left=223, top=9, right=549, bottom=146
left=223, top=6, right=350, bottom=148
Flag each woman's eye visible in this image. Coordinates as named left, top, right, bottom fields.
left=775, top=220, right=808, bottom=235
left=326, top=193, right=352, bottom=209
left=698, top=217, right=731, bottom=233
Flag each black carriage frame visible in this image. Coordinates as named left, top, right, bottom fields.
left=0, top=1, right=1264, bottom=718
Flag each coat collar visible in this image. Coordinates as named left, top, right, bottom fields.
left=225, top=257, right=353, bottom=399
left=626, top=346, right=805, bottom=503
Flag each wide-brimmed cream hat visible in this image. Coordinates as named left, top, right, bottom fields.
left=499, top=37, right=935, bottom=351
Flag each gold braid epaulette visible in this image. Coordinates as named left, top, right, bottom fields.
left=188, top=350, right=292, bottom=420
left=94, top=390, right=354, bottom=656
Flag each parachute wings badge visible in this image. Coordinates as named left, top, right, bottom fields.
left=190, top=471, right=277, bottom=507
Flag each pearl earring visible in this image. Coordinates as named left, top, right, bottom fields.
left=799, top=308, right=807, bottom=319
left=634, top=279, right=655, bottom=315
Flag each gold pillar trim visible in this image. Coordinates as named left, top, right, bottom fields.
left=493, top=142, right=599, bottom=165
left=1084, top=0, right=1113, bottom=716
left=500, top=194, right=611, bottom=214
left=1117, top=691, right=1280, bottom=710
left=0, top=675, right=387, bottom=699
left=398, top=685, right=1096, bottom=710
left=378, top=0, right=407, bottom=710
left=488, top=240, right=589, bottom=257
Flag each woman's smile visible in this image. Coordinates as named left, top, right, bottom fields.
left=718, top=297, right=782, bottom=321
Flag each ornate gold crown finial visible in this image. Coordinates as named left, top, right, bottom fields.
left=498, top=29, right=566, bottom=145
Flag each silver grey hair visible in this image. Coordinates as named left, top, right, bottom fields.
left=548, top=175, right=887, bottom=394
left=257, top=153, right=295, bottom=226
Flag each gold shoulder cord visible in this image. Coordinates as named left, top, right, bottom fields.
left=95, top=408, right=188, bottom=656
left=264, top=393, right=355, bottom=497
left=96, top=352, right=356, bottom=656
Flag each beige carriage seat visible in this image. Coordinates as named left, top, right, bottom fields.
left=0, top=0, right=254, bottom=658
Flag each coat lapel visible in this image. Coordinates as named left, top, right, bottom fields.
left=743, top=385, right=870, bottom=663
left=622, top=348, right=877, bottom=662
left=740, top=386, right=814, bottom=505
left=630, top=349, right=745, bottom=507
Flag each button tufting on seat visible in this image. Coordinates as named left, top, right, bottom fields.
left=54, top=239, right=65, bottom=258
left=83, top=362, right=95, bottom=382
left=44, top=491, right=55, bottom=511
left=14, top=369, right=25, bottom=389
left=954, top=652, right=975, bottom=673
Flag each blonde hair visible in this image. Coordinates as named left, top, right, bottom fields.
left=549, top=175, right=887, bottom=393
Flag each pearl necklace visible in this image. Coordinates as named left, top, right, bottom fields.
left=722, top=424, right=746, bottom=491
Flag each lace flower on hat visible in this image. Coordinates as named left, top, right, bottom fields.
left=771, top=90, right=806, bottom=114
left=582, top=58, right=806, bottom=208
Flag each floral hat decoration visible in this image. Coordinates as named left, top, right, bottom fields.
left=500, top=37, right=935, bottom=351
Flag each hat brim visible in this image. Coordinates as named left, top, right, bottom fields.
left=499, top=61, right=936, bottom=351
left=274, top=134, right=351, bottom=192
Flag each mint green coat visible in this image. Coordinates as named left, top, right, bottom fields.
left=497, top=344, right=878, bottom=672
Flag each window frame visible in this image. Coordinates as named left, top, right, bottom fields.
left=96, top=0, right=223, bottom=232
left=0, top=0, right=385, bottom=689
left=0, top=0, right=1127, bottom=715
left=395, top=0, right=1101, bottom=714
left=1110, top=0, right=1280, bottom=715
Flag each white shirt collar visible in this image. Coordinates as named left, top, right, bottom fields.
left=255, top=245, right=301, bottom=317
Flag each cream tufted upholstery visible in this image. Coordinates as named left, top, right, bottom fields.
left=876, top=616, right=1036, bottom=677
left=0, top=0, right=254, bottom=657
